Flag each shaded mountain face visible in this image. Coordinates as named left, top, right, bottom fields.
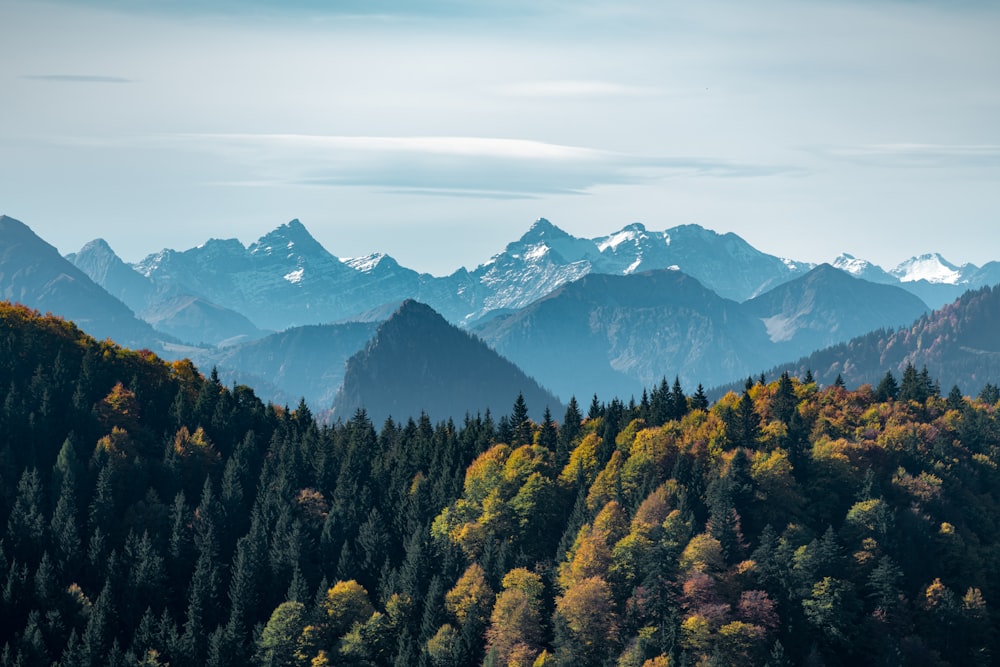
left=138, top=295, right=265, bottom=347
left=65, top=238, right=155, bottom=313
left=201, top=321, right=380, bottom=410
left=742, top=263, right=929, bottom=354
left=67, top=238, right=265, bottom=346
left=748, top=284, right=1000, bottom=395
left=333, top=300, right=562, bottom=425
left=475, top=265, right=934, bottom=403
left=0, top=215, right=174, bottom=353
left=474, top=269, right=776, bottom=401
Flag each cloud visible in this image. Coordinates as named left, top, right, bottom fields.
left=815, top=144, right=1000, bottom=168
left=492, top=80, right=659, bottom=98
left=20, top=74, right=132, bottom=83
left=167, top=133, right=794, bottom=198
left=41, top=0, right=547, bottom=21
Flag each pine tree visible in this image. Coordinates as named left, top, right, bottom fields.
left=510, top=394, right=532, bottom=447
left=874, top=371, right=899, bottom=402
left=588, top=394, right=602, bottom=420
left=81, top=579, right=117, bottom=667
left=671, top=376, right=688, bottom=421
left=690, top=385, right=709, bottom=412
left=6, top=468, right=47, bottom=564
left=558, top=398, right=582, bottom=467
left=538, top=407, right=558, bottom=452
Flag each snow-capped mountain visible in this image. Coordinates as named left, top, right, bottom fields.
left=831, top=253, right=898, bottom=285
left=468, top=218, right=597, bottom=317
left=133, top=220, right=376, bottom=330
left=890, top=253, right=972, bottom=285
left=65, top=216, right=1000, bottom=337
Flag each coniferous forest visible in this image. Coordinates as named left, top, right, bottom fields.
left=4, top=301, right=1000, bottom=666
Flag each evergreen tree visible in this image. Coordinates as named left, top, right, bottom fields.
left=558, top=398, right=582, bottom=466
left=510, top=393, right=532, bottom=447
left=6, top=468, right=47, bottom=564
left=690, top=385, right=709, bottom=412
left=588, top=394, right=602, bottom=420
left=874, top=371, right=899, bottom=402
left=538, top=407, right=558, bottom=452
left=671, top=376, right=688, bottom=420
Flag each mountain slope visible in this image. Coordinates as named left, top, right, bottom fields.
left=67, top=237, right=264, bottom=345
left=759, top=283, right=1000, bottom=393
left=742, top=263, right=929, bottom=353
left=138, top=294, right=265, bottom=346
left=0, top=215, right=175, bottom=353
left=474, top=269, right=774, bottom=401
left=333, top=300, right=561, bottom=424
left=205, top=321, right=379, bottom=409
left=65, top=237, right=156, bottom=313
left=134, top=219, right=364, bottom=329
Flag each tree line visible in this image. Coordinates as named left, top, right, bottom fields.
left=2, top=301, right=1000, bottom=666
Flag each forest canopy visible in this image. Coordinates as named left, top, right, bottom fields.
left=2, top=302, right=1000, bottom=666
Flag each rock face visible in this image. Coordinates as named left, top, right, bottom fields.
left=332, top=300, right=562, bottom=424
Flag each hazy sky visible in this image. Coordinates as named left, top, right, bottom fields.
left=2, top=0, right=998, bottom=276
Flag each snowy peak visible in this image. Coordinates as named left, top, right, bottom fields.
left=249, top=219, right=331, bottom=260
left=596, top=222, right=653, bottom=252
left=518, top=217, right=571, bottom=244
left=489, top=218, right=598, bottom=267
left=830, top=253, right=896, bottom=284
left=891, top=253, right=967, bottom=284
left=343, top=252, right=401, bottom=274
left=832, top=253, right=870, bottom=276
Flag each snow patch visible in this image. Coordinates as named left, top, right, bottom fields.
left=597, top=229, right=639, bottom=252
left=523, top=244, right=549, bottom=261
left=343, top=253, right=386, bottom=273
left=625, top=257, right=643, bottom=274
left=833, top=253, right=871, bottom=276
left=283, top=268, right=304, bottom=284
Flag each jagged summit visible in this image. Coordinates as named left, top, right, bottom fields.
left=249, top=218, right=330, bottom=259
left=343, top=252, right=401, bottom=273
left=77, top=238, right=115, bottom=254
left=518, top=217, right=571, bottom=243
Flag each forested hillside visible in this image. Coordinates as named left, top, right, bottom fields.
left=2, top=302, right=1000, bottom=666
left=759, top=283, right=1000, bottom=393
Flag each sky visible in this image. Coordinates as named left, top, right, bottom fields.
left=1, top=0, right=998, bottom=276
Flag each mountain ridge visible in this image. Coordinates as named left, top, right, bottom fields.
left=333, top=299, right=562, bottom=424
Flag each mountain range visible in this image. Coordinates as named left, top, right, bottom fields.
left=3, top=212, right=1000, bottom=417
left=474, top=263, right=929, bottom=400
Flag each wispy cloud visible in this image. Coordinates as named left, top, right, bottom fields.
left=492, top=80, right=658, bottom=98
left=815, top=144, right=1000, bottom=168
left=166, top=133, right=794, bottom=198
left=20, top=74, right=132, bottom=83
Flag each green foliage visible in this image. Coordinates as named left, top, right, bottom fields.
left=4, top=305, right=1000, bottom=666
